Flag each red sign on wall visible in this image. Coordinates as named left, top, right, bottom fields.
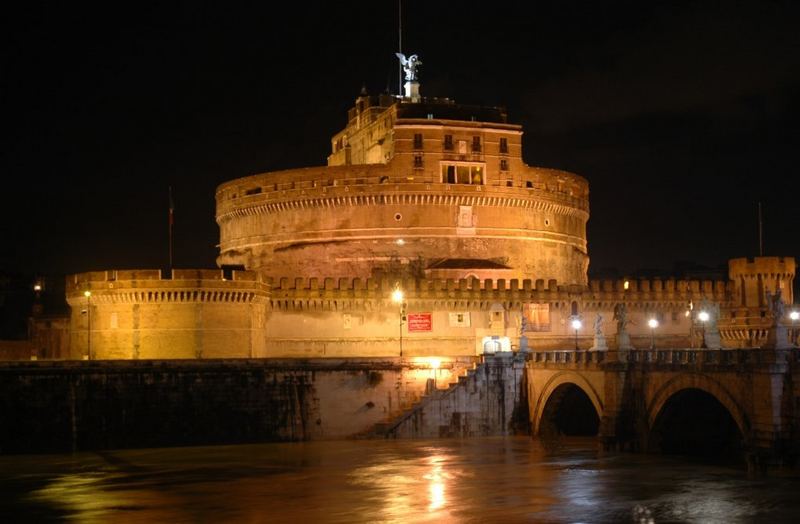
left=407, top=313, right=433, bottom=332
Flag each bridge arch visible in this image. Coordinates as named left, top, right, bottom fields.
left=647, top=373, right=750, bottom=443
left=532, top=371, right=603, bottom=436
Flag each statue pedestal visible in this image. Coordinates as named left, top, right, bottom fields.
left=764, top=326, right=792, bottom=350
left=617, top=331, right=633, bottom=351
left=518, top=335, right=530, bottom=353
left=404, top=81, right=421, bottom=102
left=590, top=335, right=607, bottom=351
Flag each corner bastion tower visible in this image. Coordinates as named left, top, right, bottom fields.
left=216, top=72, right=589, bottom=284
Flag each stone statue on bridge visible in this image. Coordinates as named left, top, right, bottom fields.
left=766, top=289, right=785, bottom=326
left=613, top=304, right=633, bottom=350
left=590, top=313, right=608, bottom=351
left=765, top=289, right=791, bottom=349
left=697, top=298, right=722, bottom=350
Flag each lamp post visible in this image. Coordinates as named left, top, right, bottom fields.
left=648, top=318, right=659, bottom=350
left=698, top=310, right=709, bottom=349
left=571, top=317, right=582, bottom=350
left=791, top=310, right=799, bottom=346
left=391, top=285, right=405, bottom=359
left=84, top=290, right=92, bottom=360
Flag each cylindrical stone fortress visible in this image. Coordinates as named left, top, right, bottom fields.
left=216, top=95, right=589, bottom=284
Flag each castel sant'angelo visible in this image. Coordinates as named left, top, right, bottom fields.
left=30, top=54, right=796, bottom=361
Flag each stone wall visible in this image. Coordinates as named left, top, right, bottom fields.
left=0, top=357, right=475, bottom=454
left=65, top=269, right=269, bottom=360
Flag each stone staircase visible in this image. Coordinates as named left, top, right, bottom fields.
left=364, top=352, right=527, bottom=439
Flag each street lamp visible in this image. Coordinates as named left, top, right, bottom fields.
left=391, top=284, right=405, bottom=358
left=791, top=310, right=799, bottom=345
left=430, top=358, right=441, bottom=389
left=84, top=290, right=92, bottom=360
left=571, top=317, right=582, bottom=350
left=648, top=318, right=659, bottom=350
left=698, top=310, right=710, bottom=349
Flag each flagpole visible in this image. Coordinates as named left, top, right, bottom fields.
left=169, top=186, right=174, bottom=271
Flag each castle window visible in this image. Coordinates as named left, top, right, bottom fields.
left=413, top=133, right=423, bottom=149
left=500, top=138, right=508, bottom=154
left=472, top=136, right=481, bottom=152
left=526, top=181, right=533, bottom=188
left=414, top=155, right=423, bottom=168
left=444, top=135, right=453, bottom=150
left=245, top=187, right=262, bottom=196
left=440, top=163, right=484, bottom=185
left=500, top=159, right=509, bottom=171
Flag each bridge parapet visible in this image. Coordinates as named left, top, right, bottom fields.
left=529, top=347, right=794, bottom=370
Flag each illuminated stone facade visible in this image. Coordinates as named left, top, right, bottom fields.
left=216, top=94, right=589, bottom=284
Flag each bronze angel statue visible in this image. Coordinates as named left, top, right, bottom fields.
left=396, top=53, right=422, bottom=82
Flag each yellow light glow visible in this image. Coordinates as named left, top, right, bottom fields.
left=623, top=280, right=630, bottom=290
left=395, top=238, right=405, bottom=245
left=391, top=288, right=404, bottom=303
left=430, top=358, right=441, bottom=369
left=33, top=284, right=42, bottom=291
left=571, top=318, right=582, bottom=330
left=83, top=291, right=91, bottom=298
left=698, top=311, right=710, bottom=322
left=648, top=318, right=659, bottom=329
left=790, top=311, right=800, bottom=321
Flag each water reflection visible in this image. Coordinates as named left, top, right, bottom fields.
left=0, top=437, right=799, bottom=522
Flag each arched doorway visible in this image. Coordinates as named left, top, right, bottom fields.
left=539, top=383, right=600, bottom=437
left=649, top=388, right=744, bottom=464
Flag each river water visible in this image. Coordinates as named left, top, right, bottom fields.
left=1, top=437, right=799, bottom=523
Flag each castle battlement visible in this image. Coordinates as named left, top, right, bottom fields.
left=66, top=269, right=271, bottom=305
left=265, top=275, right=733, bottom=311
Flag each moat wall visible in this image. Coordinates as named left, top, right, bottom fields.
left=0, top=358, right=483, bottom=454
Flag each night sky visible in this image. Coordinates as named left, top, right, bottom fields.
left=2, top=1, right=799, bottom=279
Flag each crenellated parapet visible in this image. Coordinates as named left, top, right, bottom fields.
left=66, top=269, right=271, bottom=306
left=267, top=276, right=734, bottom=312
left=728, top=256, right=795, bottom=307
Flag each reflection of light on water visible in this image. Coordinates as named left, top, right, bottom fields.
left=349, top=448, right=456, bottom=521
left=423, top=455, right=446, bottom=511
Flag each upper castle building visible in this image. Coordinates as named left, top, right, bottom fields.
left=216, top=89, right=589, bottom=285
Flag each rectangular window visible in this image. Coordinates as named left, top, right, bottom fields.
left=499, top=138, right=508, bottom=154
left=472, top=136, right=481, bottom=152
left=444, top=165, right=456, bottom=184
left=413, top=133, right=423, bottom=149
left=440, top=164, right=484, bottom=185
left=500, top=159, right=509, bottom=171
left=444, top=135, right=453, bottom=150
left=414, top=155, right=423, bottom=168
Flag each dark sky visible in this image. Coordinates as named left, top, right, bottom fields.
left=2, top=0, right=799, bottom=278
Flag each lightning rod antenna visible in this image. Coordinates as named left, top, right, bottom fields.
left=398, top=0, right=402, bottom=95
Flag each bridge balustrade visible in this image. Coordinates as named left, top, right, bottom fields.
left=530, top=347, right=794, bottom=368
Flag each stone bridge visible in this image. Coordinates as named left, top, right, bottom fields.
left=527, top=347, right=800, bottom=471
